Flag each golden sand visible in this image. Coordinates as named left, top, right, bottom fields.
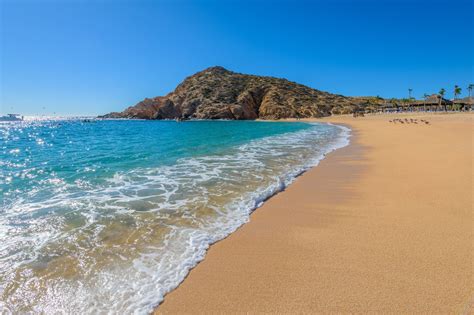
left=156, top=113, right=473, bottom=314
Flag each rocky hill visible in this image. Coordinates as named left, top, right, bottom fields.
left=101, top=66, right=367, bottom=120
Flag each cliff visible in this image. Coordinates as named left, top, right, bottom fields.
left=102, top=66, right=366, bottom=120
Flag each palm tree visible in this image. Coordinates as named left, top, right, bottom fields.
left=454, top=85, right=462, bottom=111
left=468, top=84, right=474, bottom=111
left=439, top=88, right=446, bottom=111
left=454, top=85, right=462, bottom=99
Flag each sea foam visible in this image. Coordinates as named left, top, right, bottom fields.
left=0, top=121, right=350, bottom=314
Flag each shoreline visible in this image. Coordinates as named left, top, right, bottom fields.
left=148, top=120, right=353, bottom=310
left=155, top=112, right=473, bottom=313
left=154, top=120, right=362, bottom=313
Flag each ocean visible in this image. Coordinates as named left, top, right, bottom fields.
left=0, top=119, right=350, bottom=313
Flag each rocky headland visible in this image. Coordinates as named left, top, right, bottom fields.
left=101, top=66, right=372, bottom=120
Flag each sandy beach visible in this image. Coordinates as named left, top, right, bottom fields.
left=156, top=112, right=473, bottom=314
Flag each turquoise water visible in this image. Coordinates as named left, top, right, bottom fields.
left=0, top=119, right=349, bottom=313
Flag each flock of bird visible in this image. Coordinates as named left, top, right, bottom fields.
left=389, top=118, right=430, bottom=125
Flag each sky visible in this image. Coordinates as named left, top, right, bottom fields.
left=1, top=0, right=473, bottom=116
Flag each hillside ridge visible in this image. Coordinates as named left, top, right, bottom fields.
left=102, top=66, right=367, bottom=120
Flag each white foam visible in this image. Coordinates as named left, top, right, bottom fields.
left=0, top=122, right=351, bottom=314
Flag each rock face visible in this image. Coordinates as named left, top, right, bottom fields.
left=102, top=66, right=364, bottom=120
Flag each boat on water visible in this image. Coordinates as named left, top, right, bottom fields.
left=0, top=114, right=24, bottom=121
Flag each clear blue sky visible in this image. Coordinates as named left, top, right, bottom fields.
left=1, top=0, right=473, bottom=115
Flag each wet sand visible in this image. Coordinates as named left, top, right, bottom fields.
left=156, top=113, right=473, bottom=314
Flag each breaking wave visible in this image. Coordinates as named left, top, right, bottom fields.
left=0, top=120, right=350, bottom=313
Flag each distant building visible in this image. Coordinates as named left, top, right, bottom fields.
left=399, top=94, right=452, bottom=111
left=453, top=96, right=474, bottom=105
left=421, top=94, right=452, bottom=106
